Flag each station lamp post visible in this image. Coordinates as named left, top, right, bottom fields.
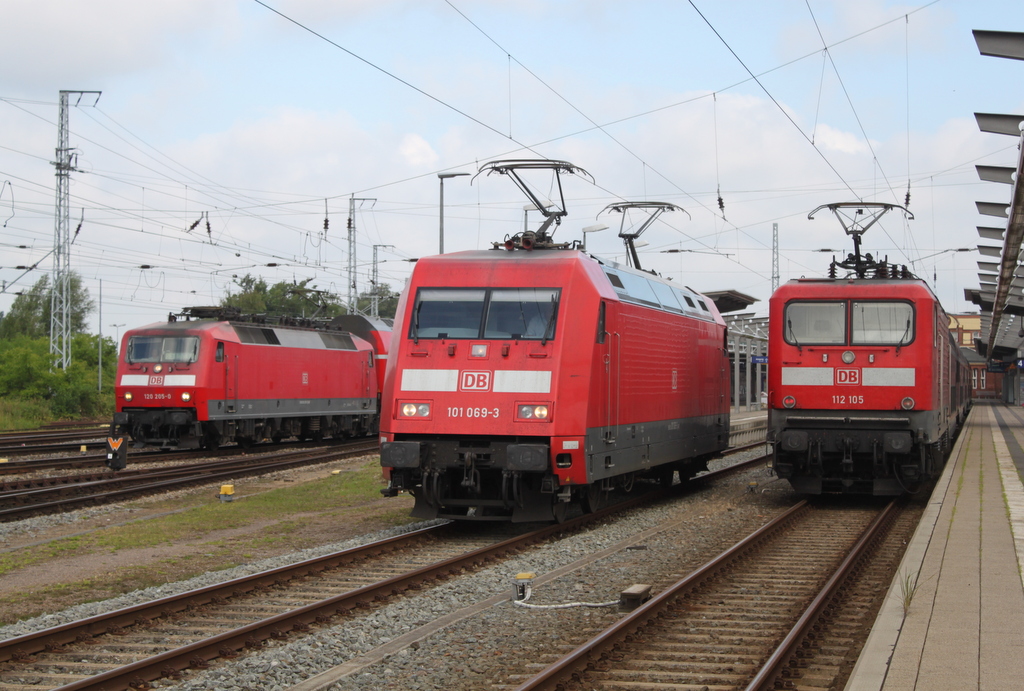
left=437, top=172, right=469, bottom=254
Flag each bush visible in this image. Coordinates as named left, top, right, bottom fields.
left=0, top=334, right=116, bottom=422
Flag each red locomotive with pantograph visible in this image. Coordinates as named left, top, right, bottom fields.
left=109, top=307, right=389, bottom=463
left=378, top=160, right=731, bottom=521
left=767, top=203, right=970, bottom=495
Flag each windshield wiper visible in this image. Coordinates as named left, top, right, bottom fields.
left=541, top=297, right=559, bottom=345
left=787, top=319, right=802, bottom=353
left=412, top=301, right=423, bottom=344
left=895, top=318, right=911, bottom=354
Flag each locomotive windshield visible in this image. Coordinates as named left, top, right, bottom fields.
left=126, top=335, right=200, bottom=363
left=784, top=300, right=915, bottom=346
left=784, top=301, right=845, bottom=345
left=411, top=287, right=560, bottom=340
left=851, top=301, right=914, bottom=345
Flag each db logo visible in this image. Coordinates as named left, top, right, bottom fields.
left=149, top=376, right=164, bottom=386
left=460, top=371, right=491, bottom=391
left=836, top=368, right=860, bottom=385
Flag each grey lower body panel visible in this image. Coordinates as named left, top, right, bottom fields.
left=584, top=414, right=730, bottom=482
left=206, top=397, right=376, bottom=420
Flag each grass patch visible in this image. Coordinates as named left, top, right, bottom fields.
left=0, top=398, right=53, bottom=431
left=0, top=460, right=421, bottom=625
left=0, top=461, right=389, bottom=578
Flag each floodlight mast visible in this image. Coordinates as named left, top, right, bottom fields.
left=599, top=201, right=686, bottom=270
left=475, top=159, right=593, bottom=246
left=808, top=201, right=914, bottom=279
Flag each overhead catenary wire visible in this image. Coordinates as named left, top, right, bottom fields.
left=0, top=1, right=959, bottom=317
left=802, top=0, right=917, bottom=265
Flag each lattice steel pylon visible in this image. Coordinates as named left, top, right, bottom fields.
left=50, top=90, right=100, bottom=370
left=346, top=195, right=375, bottom=315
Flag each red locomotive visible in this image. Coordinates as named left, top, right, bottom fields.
left=379, top=160, right=731, bottom=521
left=767, top=203, right=970, bottom=495
left=109, top=308, right=389, bottom=462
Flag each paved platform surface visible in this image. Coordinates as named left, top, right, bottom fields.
left=846, top=402, right=1024, bottom=690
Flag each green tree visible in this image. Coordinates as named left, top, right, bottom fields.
left=355, top=283, right=400, bottom=320
left=221, top=274, right=346, bottom=318
left=0, top=333, right=116, bottom=419
left=0, top=273, right=94, bottom=339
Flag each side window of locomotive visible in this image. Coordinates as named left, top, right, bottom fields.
left=677, top=291, right=697, bottom=310
left=410, top=288, right=486, bottom=339
left=648, top=280, right=683, bottom=313
left=614, top=271, right=660, bottom=308
left=851, top=301, right=914, bottom=345
left=215, top=342, right=225, bottom=363
left=484, top=288, right=560, bottom=340
left=597, top=301, right=606, bottom=344
left=784, top=301, right=846, bottom=345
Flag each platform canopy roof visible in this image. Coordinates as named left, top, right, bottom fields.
left=964, top=30, right=1024, bottom=361
left=703, top=289, right=758, bottom=315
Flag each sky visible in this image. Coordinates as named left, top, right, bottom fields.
left=1, top=0, right=1022, bottom=340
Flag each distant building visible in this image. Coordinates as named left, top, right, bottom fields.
left=949, top=313, right=981, bottom=348
left=951, top=313, right=1006, bottom=400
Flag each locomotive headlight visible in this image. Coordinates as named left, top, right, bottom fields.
left=517, top=404, right=550, bottom=420
left=181, top=392, right=192, bottom=402
left=153, top=364, right=163, bottom=373
left=124, top=391, right=133, bottom=402
left=901, top=397, right=915, bottom=410
left=400, top=402, right=431, bottom=418
left=782, top=395, right=797, bottom=409
left=842, top=350, right=856, bottom=364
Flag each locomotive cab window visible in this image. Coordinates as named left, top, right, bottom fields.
left=783, top=301, right=845, bottom=345
left=851, top=301, right=914, bottom=345
left=411, top=288, right=486, bottom=339
left=484, top=288, right=559, bottom=340
left=126, top=335, right=200, bottom=363
left=410, top=287, right=560, bottom=340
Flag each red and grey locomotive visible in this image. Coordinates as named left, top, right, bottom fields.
left=110, top=307, right=389, bottom=459
left=379, top=160, right=731, bottom=521
left=767, top=203, right=970, bottom=495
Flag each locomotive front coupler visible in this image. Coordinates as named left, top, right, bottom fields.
left=461, top=453, right=482, bottom=491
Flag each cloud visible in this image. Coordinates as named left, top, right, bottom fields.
left=0, top=1, right=232, bottom=89
left=812, top=123, right=873, bottom=155
left=398, top=134, right=438, bottom=168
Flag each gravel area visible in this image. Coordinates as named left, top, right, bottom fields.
left=168, top=452, right=789, bottom=691
left=1, top=449, right=790, bottom=691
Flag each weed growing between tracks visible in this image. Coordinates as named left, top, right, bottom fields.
left=0, top=459, right=418, bottom=626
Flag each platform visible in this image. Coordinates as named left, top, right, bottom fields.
left=846, top=402, right=1024, bottom=690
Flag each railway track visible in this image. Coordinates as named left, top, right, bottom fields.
left=0, top=429, right=109, bottom=456
left=0, top=447, right=204, bottom=478
left=510, top=498, right=907, bottom=691
left=0, top=456, right=767, bottom=690
left=0, top=441, right=380, bottom=523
